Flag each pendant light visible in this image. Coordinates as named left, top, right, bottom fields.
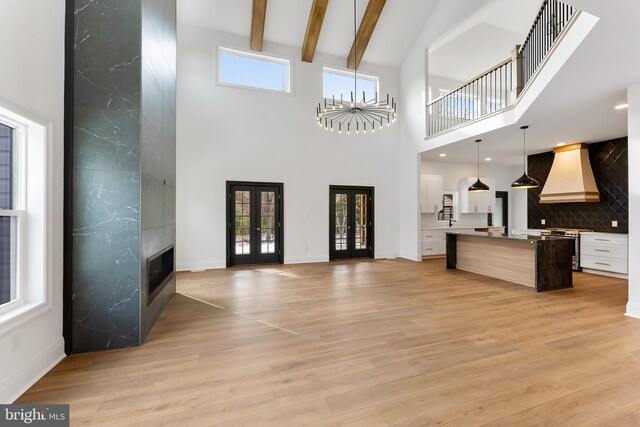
left=511, top=126, right=540, bottom=189
left=315, top=0, right=397, bottom=134
left=468, top=139, right=490, bottom=192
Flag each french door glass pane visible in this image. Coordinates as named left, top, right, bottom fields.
left=260, top=191, right=276, bottom=254
left=335, top=193, right=348, bottom=251
left=355, top=193, right=368, bottom=250
left=235, top=191, right=251, bottom=255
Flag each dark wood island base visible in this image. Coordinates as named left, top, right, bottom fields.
left=446, top=231, right=573, bottom=292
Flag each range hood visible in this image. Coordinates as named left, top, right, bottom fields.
left=539, top=143, right=600, bottom=204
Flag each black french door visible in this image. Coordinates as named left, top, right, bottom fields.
left=329, top=186, right=374, bottom=260
left=227, top=182, right=283, bottom=267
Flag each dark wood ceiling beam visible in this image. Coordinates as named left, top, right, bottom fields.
left=250, top=0, right=267, bottom=51
left=302, top=0, right=329, bottom=63
left=347, top=0, right=386, bottom=69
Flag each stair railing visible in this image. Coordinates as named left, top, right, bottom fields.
left=426, top=0, right=578, bottom=137
left=519, top=0, right=576, bottom=92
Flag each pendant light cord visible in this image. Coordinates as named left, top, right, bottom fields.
left=477, top=140, right=480, bottom=179
left=523, top=127, right=527, bottom=172
left=353, top=0, right=357, bottom=101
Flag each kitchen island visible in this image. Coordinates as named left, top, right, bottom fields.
left=446, top=231, right=573, bottom=292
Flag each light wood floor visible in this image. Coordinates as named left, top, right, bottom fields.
left=17, top=259, right=640, bottom=426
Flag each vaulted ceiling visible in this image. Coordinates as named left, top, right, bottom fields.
left=178, top=0, right=440, bottom=67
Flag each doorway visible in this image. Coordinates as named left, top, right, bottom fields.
left=226, top=181, right=284, bottom=267
left=494, top=191, right=509, bottom=233
left=329, top=186, right=374, bottom=260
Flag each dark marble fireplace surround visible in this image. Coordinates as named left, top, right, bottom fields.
left=527, top=137, right=628, bottom=234
left=69, top=0, right=176, bottom=353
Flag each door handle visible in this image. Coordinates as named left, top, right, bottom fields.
left=257, top=227, right=261, bottom=231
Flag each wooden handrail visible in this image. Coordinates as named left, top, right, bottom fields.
left=518, top=0, right=549, bottom=55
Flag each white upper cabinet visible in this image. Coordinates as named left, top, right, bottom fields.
left=458, top=177, right=496, bottom=214
left=420, top=175, right=444, bottom=213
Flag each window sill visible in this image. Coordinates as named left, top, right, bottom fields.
left=0, top=300, right=50, bottom=338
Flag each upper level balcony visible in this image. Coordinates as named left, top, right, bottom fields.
left=426, top=0, right=579, bottom=139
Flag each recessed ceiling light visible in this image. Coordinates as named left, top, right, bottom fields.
left=615, top=103, right=629, bottom=110
left=556, top=143, right=565, bottom=147
left=485, top=158, right=492, bottom=161
left=439, top=153, right=446, bottom=157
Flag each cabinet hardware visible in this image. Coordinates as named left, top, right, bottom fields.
left=595, top=239, right=610, bottom=242
left=595, top=262, right=610, bottom=266
left=595, top=249, right=610, bottom=252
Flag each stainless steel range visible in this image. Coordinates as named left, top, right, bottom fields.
left=540, top=228, right=594, bottom=271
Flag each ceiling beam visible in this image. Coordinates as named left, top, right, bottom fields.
left=302, top=0, right=329, bottom=63
left=347, top=0, right=386, bottom=70
left=250, top=0, right=267, bottom=51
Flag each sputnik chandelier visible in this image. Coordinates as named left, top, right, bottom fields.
left=316, top=0, right=397, bottom=134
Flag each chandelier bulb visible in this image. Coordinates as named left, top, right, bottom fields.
left=313, top=0, right=397, bottom=136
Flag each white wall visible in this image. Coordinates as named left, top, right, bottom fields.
left=399, top=0, right=488, bottom=261
left=0, top=0, right=65, bottom=402
left=421, top=160, right=526, bottom=230
left=626, top=84, right=640, bottom=318
left=428, top=75, right=464, bottom=102
left=509, top=165, right=528, bottom=230
left=176, top=26, right=402, bottom=269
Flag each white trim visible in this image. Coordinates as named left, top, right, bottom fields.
left=0, top=337, right=65, bottom=404
left=582, top=268, right=628, bottom=280
left=0, top=115, right=26, bottom=314
left=626, top=301, right=640, bottom=319
left=216, top=46, right=292, bottom=94
left=283, top=256, right=328, bottom=265
left=0, top=101, right=51, bottom=338
left=176, top=261, right=226, bottom=272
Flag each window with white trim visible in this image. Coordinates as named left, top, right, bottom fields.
left=0, top=103, right=47, bottom=329
left=0, top=118, right=23, bottom=313
left=217, top=47, right=291, bottom=93
left=323, top=67, right=378, bottom=102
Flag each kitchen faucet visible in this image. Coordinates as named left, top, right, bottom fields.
left=448, top=218, right=457, bottom=228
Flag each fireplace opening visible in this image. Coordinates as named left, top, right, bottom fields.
left=147, top=245, right=175, bottom=305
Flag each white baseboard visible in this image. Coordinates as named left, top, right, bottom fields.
left=626, top=301, right=640, bottom=319
left=582, top=268, right=628, bottom=280
left=178, top=254, right=406, bottom=270
left=374, top=253, right=398, bottom=260
left=1, top=337, right=65, bottom=403
left=399, top=252, right=422, bottom=262
left=284, top=256, right=328, bottom=265
left=176, top=261, right=225, bottom=272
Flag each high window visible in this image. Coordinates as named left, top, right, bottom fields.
left=323, top=67, right=378, bottom=102
left=217, top=47, right=291, bottom=93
